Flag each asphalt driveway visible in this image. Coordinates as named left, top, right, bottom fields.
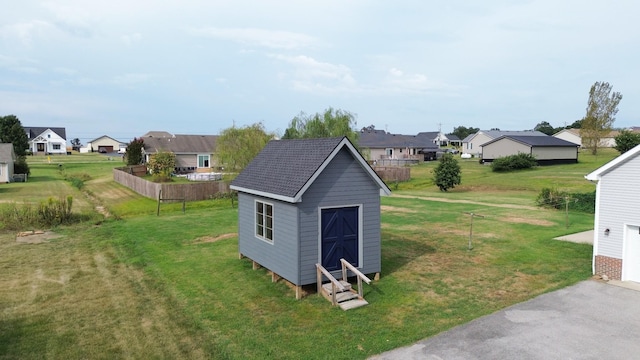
left=370, top=280, right=640, bottom=359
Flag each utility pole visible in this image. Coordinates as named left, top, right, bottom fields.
left=463, top=212, right=485, bottom=250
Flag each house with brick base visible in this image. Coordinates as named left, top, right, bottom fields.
left=585, top=144, right=640, bottom=281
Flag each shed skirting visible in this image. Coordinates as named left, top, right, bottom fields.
left=595, top=255, right=622, bottom=280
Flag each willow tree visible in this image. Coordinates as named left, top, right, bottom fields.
left=580, top=82, right=623, bottom=155
left=216, top=122, right=275, bottom=172
left=283, top=108, right=359, bottom=147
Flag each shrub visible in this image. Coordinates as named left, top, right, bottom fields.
left=491, top=153, right=537, bottom=172
left=0, top=196, right=76, bottom=230
left=14, top=156, right=30, bottom=175
left=536, top=187, right=567, bottom=209
left=536, top=188, right=595, bottom=213
left=433, top=153, right=461, bottom=191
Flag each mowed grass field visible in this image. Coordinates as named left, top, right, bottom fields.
left=0, top=149, right=615, bottom=359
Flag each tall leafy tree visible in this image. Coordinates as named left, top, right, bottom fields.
left=448, top=126, right=479, bottom=140
left=433, top=153, right=461, bottom=191
left=0, top=114, right=30, bottom=175
left=0, top=114, right=29, bottom=156
left=216, top=122, right=275, bottom=172
left=613, top=130, right=640, bottom=154
left=283, top=108, right=359, bottom=146
left=125, top=138, right=145, bottom=165
left=71, top=138, right=82, bottom=151
left=580, top=81, right=623, bottom=155
left=533, top=121, right=556, bottom=135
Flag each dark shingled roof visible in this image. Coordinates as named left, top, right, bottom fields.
left=484, top=135, right=579, bottom=147
left=24, top=127, right=67, bottom=140
left=359, top=130, right=439, bottom=149
left=231, top=136, right=390, bottom=202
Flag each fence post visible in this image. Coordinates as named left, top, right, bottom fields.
left=157, top=189, right=162, bottom=216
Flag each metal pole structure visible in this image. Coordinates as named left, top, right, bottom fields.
left=463, top=212, right=485, bottom=250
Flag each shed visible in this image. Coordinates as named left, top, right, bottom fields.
left=585, top=144, right=640, bottom=282
left=0, top=143, right=16, bottom=183
left=230, top=137, right=391, bottom=298
left=481, top=135, right=579, bottom=164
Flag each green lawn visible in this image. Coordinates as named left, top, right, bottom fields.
left=0, top=151, right=612, bottom=359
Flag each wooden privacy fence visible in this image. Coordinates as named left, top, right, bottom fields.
left=372, top=166, right=411, bottom=182
left=113, top=167, right=230, bottom=201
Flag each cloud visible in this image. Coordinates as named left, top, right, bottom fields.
left=122, top=32, right=142, bottom=46
left=271, top=54, right=357, bottom=94
left=111, top=73, right=157, bottom=87
left=0, top=20, right=54, bottom=45
left=189, top=27, right=318, bottom=50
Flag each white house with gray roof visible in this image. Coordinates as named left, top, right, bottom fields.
left=230, top=137, right=390, bottom=299
left=586, top=144, right=640, bottom=282
left=24, top=127, right=67, bottom=155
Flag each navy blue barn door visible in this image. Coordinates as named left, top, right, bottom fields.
left=321, top=207, right=359, bottom=271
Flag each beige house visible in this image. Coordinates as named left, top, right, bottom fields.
left=81, top=135, right=127, bottom=153
left=481, top=135, right=579, bottom=164
left=462, top=130, right=547, bottom=157
left=141, top=131, right=218, bottom=173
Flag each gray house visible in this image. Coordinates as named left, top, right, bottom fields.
left=585, top=144, right=640, bottom=282
left=230, top=137, right=391, bottom=298
left=481, top=135, right=579, bottom=164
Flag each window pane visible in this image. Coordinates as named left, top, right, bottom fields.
left=256, top=202, right=263, bottom=214
left=257, top=224, right=263, bottom=236
left=266, top=216, right=272, bottom=229
left=265, top=228, right=272, bottom=240
left=266, top=204, right=272, bottom=216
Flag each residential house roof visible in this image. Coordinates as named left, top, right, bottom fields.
left=141, top=133, right=217, bottom=154
left=142, top=131, right=174, bottom=138
left=482, top=135, right=580, bottom=147
left=359, top=130, right=439, bottom=150
left=24, top=127, right=67, bottom=140
left=230, top=136, right=391, bottom=203
left=87, top=135, right=126, bottom=144
left=585, top=144, right=640, bottom=181
left=463, top=130, right=548, bottom=143
left=0, top=143, right=16, bottom=163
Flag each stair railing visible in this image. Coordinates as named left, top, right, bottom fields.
left=316, top=263, right=346, bottom=305
left=340, top=259, right=372, bottom=299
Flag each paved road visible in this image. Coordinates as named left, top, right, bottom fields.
left=370, top=280, right=640, bottom=359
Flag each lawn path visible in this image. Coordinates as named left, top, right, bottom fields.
left=391, top=194, right=539, bottom=210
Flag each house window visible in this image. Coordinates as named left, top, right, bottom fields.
left=53, top=144, right=61, bottom=150
left=385, top=148, right=393, bottom=157
left=198, top=154, right=210, bottom=168
left=255, top=201, right=273, bottom=242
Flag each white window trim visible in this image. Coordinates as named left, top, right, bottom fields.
left=255, top=199, right=274, bottom=244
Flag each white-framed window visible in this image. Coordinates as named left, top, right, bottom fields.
left=198, top=154, right=210, bottom=168
left=255, top=200, right=273, bottom=243
left=53, top=144, right=61, bottom=150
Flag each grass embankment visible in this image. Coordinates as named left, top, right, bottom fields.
left=0, top=150, right=613, bottom=359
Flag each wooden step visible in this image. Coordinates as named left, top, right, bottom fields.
left=339, top=299, right=369, bottom=311
left=334, top=291, right=359, bottom=303
left=322, top=281, right=351, bottom=295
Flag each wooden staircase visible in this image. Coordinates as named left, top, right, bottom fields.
left=316, top=259, right=372, bottom=310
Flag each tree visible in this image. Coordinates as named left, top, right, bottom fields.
left=148, top=150, right=176, bottom=181
left=125, top=138, right=144, bottom=165
left=580, top=81, right=623, bottom=155
left=0, top=115, right=29, bottom=156
left=216, top=122, right=274, bottom=172
left=448, top=126, right=479, bottom=140
left=71, top=138, right=82, bottom=151
left=433, top=153, right=461, bottom=191
left=534, top=121, right=555, bottom=135
left=283, top=108, right=359, bottom=146
left=613, top=130, right=640, bottom=154
left=0, top=114, right=30, bottom=175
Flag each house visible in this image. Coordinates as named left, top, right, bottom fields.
left=24, top=127, right=67, bottom=155
left=359, top=130, right=440, bottom=162
left=0, top=143, right=16, bottom=183
left=481, top=135, right=579, bottom=164
left=462, top=130, right=547, bottom=157
left=553, top=128, right=582, bottom=146
left=230, top=137, right=391, bottom=299
left=81, top=135, right=127, bottom=154
left=140, top=131, right=218, bottom=173
left=585, top=144, right=640, bottom=282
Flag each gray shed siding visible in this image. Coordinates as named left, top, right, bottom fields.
left=482, top=139, right=530, bottom=160
left=297, top=148, right=381, bottom=285
left=237, top=192, right=300, bottom=283
left=532, top=147, right=576, bottom=160
left=594, top=155, right=640, bottom=259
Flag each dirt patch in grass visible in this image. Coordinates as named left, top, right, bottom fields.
left=191, top=233, right=237, bottom=244
left=381, top=205, right=418, bottom=213
left=502, top=216, right=554, bottom=226
left=16, top=230, right=62, bottom=244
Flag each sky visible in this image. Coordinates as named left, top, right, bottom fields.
left=1, top=1, right=639, bottom=144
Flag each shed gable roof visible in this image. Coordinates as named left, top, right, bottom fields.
left=586, top=144, right=640, bottom=181
left=0, top=143, right=16, bottom=163
left=230, top=136, right=391, bottom=203
left=87, top=135, right=126, bottom=144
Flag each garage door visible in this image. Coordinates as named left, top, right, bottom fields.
left=623, top=225, right=640, bottom=283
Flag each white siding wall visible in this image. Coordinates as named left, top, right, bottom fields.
left=468, top=133, right=493, bottom=156
left=532, top=147, right=577, bottom=160
left=595, top=155, right=640, bottom=259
